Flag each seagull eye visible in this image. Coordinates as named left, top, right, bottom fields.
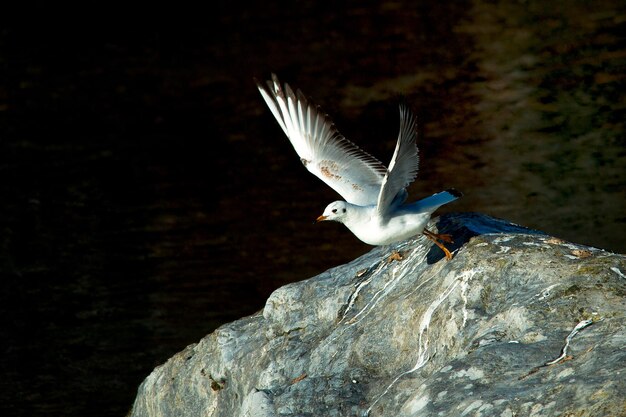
left=342, top=208, right=346, bottom=213
left=332, top=209, right=337, bottom=213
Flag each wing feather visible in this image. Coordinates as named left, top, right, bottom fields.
left=376, top=104, right=420, bottom=216
left=257, top=74, right=387, bottom=206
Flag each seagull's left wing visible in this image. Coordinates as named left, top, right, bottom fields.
left=376, top=104, right=420, bottom=216
left=257, top=74, right=387, bottom=206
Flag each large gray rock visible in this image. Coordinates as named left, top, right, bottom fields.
left=130, top=213, right=626, bottom=417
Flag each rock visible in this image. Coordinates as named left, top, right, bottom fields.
left=129, top=213, right=626, bottom=417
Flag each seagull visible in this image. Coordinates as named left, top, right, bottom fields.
left=256, top=74, right=462, bottom=260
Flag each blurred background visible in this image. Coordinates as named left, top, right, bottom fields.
left=1, top=1, right=624, bottom=415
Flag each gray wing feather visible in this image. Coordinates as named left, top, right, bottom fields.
left=376, top=104, right=419, bottom=216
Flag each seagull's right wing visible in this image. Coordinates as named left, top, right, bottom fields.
left=376, top=104, right=420, bottom=216
left=257, top=74, right=387, bottom=206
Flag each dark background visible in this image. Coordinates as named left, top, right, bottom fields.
left=1, top=1, right=625, bottom=415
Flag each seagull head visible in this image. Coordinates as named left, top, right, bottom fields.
left=316, top=201, right=349, bottom=223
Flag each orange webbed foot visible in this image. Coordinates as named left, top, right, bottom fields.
left=423, top=228, right=454, bottom=260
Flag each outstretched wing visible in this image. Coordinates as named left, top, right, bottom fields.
left=376, top=104, right=419, bottom=216
left=257, top=74, right=387, bottom=206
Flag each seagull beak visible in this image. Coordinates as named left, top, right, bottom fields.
left=315, top=215, right=328, bottom=223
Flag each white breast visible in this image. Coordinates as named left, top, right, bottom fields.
left=345, top=209, right=432, bottom=246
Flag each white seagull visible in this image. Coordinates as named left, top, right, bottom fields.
left=257, top=74, right=462, bottom=260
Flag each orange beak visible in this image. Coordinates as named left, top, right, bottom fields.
left=315, top=215, right=328, bottom=223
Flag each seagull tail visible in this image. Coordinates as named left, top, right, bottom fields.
left=411, top=188, right=462, bottom=213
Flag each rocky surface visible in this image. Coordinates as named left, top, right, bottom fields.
left=130, top=213, right=626, bottom=417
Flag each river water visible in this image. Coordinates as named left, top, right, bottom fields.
left=1, top=1, right=624, bottom=415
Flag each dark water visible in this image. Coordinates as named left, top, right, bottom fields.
left=1, top=1, right=625, bottom=415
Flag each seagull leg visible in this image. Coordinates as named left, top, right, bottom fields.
left=423, top=228, right=454, bottom=260
left=435, top=233, right=454, bottom=243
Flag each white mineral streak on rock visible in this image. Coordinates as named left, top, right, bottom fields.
left=545, top=319, right=594, bottom=366
left=610, top=267, right=626, bottom=279
left=368, top=272, right=461, bottom=415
